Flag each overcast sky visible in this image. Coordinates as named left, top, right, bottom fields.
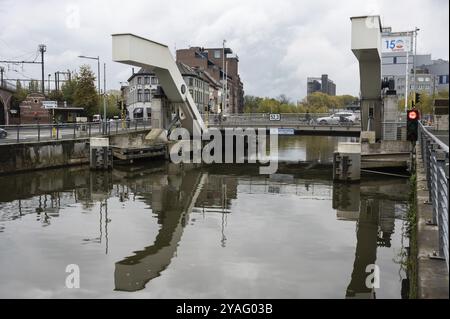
left=0, top=0, right=448, bottom=101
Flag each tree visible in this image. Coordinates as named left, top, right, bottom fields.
left=276, top=94, right=290, bottom=104
left=61, top=77, right=78, bottom=105
left=11, top=80, right=29, bottom=109
left=48, top=90, right=64, bottom=102
left=73, top=65, right=98, bottom=116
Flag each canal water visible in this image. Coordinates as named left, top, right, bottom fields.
left=0, top=136, right=410, bottom=298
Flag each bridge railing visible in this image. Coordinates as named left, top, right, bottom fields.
left=0, top=119, right=152, bottom=144
left=0, top=80, right=17, bottom=91
left=202, top=113, right=361, bottom=126
left=419, top=122, right=449, bottom=270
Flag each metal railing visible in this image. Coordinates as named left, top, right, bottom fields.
left=419, top=122, right=449, bottom=270
left=0, top=119, right=152, bottom=144
left=0, top=80, right=17, bottom=91
left=202, top=113, right=361, bottom=127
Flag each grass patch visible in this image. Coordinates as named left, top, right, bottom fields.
left=406, top=173, right=418, bottom=299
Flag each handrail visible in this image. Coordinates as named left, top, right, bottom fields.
left=419, top=121, right=449, bottom=153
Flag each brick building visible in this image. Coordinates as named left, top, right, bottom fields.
left=18, top=92, right=84, bottom=124
left=176, top=46, right=244, bottom=114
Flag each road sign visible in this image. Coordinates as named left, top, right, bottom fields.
left=269, top=114, right=280, bottom=121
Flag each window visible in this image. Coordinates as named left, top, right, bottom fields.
left=144, top=89, right=150, bottom=102
left=137, top=77, right=142, bottom=85
left=214, top=50, right=221, bottom=59
left=393, top=57, right=397, bottom=64
left=439, top=75, right=449, bottom=84
left=151, top=77, right=158, bottom=85
left=145, top=76, right=150, bottom=84
left=137, top=89, right=143, bottom=102
left=188, top=78, right=193, bottom=86
left=133, top=107, right=143, bottom=119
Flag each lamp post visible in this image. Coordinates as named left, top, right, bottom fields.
left=222, top=39, right=226, bottom=114
left=78, top=55, right=101, bottom=116
left=413, top=27, right=420, bottom=103
left=47, top=74, right=51, bottom=94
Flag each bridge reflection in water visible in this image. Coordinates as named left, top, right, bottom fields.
left=108, top=166, right=409, bottom=296
left=0, top=162, right=409, bottom=298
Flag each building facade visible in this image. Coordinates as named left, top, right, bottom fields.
left=125, top=69, right=158, bottom=120
left=307, top=74, right=336, bottom=96
left=125, top=62, right=219, bottom=119
left=381, top=27, right=449, bottom=98
left=176, top=46, right=244, bottom=114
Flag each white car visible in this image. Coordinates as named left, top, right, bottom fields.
left=317, top=112, right=357, bottom=125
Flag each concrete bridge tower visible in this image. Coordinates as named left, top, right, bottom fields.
left=351, top=15, right=383, bottom=141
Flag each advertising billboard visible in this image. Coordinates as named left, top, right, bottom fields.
left=382, top=36, right=413, bottom=53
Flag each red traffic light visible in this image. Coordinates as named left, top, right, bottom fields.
left=407, top=109, right=420, bottom=121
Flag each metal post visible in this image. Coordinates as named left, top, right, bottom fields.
left=37, top=122, right=40, bottom=142
left=103, top=62, right=107, bottom=127
left=16, top=125, right=19, bottom=143
left=222, top=39, right=226, bottom=114
left=405, top=45, right=410, bottom=112
left=413, top=28, right=419, bottom=103
left=39, top=44, right=46, bottom=94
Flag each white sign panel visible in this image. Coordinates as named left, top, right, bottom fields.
left=269, top=113, right=281, bottom=121
left=382, top=36, right=412, bottom=53
left=42, top=100, right=58, bottom=109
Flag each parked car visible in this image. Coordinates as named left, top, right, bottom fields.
left=0, top=128, right=7, bottom=139
left=92, top=114, right=101, bottom=123
left=317, top=112, right=357, bottom=125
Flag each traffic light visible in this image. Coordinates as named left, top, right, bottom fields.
left=407, top=109, right=420, bottom=142
left=415, top=92, right=421, bottom=104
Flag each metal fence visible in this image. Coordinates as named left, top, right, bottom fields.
left=202, top=113, right=361, bottom=127
left=0, top=119, right=152, bottom=144
left=419, top=122, right=449, bottom=270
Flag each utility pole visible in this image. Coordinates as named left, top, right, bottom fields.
left=103, top=63, right=107, bottom=132
left=404, top=31, right=411, bottom=112
left=222, top=39, right=226, bottom=114
left=413, top=27, right=420, bottom=104
left=39, top=44, right=46, bottom=94
left=0, top=66, right=4, bottom=87
left=48, top=74, right=51, bottom=94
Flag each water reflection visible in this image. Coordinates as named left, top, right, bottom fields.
left=114, top=167, right=206, bottom=291
left=0, top=161, right=409, bottom=298
left=333, top=181, right=409, bottom=299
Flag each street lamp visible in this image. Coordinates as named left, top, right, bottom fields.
left=413, top=27, right=420, bottom=103
left=78, top=55, right=101, bottom=116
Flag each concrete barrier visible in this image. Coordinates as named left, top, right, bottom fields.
left=0, top=139, right=89, bottom=175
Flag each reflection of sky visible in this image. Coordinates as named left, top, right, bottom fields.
left=0, top=171, right=408, bottom=298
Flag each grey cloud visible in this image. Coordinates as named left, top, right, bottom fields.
left=0, top=0, right=448, bottom=101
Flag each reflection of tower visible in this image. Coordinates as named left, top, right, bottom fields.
left=114, top=169, right=206, bottom=292
left=377, top=201, right=396, bottom=248
left=346, top=198, right=379, bottom=299
left=334, top=181, right=401, bottom=298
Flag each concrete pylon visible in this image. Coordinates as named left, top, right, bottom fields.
left=112, top=33, right=205, bottom=136
left=351, top=16, right=382, bottom=140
